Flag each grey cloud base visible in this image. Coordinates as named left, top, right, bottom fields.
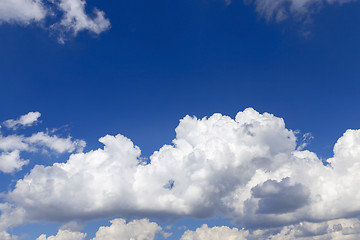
left=1, top=108, right=360, bottom=238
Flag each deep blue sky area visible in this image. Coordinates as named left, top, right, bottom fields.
left=0, top=0, right=360, bottom=238
left=1, top=1, right=359, bottom=159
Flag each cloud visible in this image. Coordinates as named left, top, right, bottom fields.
left=0, top=231, right=18, bottom=240
left=51, top=0, right=110, bottom=43
left=252, top=218, right=360, bottom=239
left=3, top=112, right=41, bottom=130
left=35, top=218, right=166, bottom=240
left=27, top=132, right=86, bottom=153
left=0, top=0, right=46, bottom=24
left=0, top=112, right=85, bottom=173
left=0, top=0, right=110, bottom=42
left=0, top=151, right=28, bottom=174
left=36, top=230, right=86, bottom=240
left=92, top=218, right=167, bottom=240
left=3, top=108, right=360, bottom=234
left=31, top=217, right=360, bottom=240
left=0, top=132, right=86, bottom=154
left=251, top=178, right=310, bottom=214
left=244, top=0, right=356, bottom=22
left=180, top=224, right=249, bottom=240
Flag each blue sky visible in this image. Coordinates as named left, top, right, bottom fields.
left=0, top=0, right=360, bottom=239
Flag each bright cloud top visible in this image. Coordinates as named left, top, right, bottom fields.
left=0, top=0, right=110, bottom=42
left=0, top=112, right=85, bottom=173
left=1, top=108, right=360, bottom=238
left=244, top=0, right=356, bottom=22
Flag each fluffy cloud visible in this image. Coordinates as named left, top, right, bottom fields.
left=2, top=108, right=360, bottom=235
left=36, top=230, right=86, bottom=240
left=244, top=0, right=356, bottom=22
left=92, top=218, right=166, bottom=240
left=35, top=218, right=165, bottom=240
left=0, top=112, right=85, bottom=173
left=0, top=0, right=46, bottom=24
left=0, top=151, right=28, bottom=173
left=34, top=217, right=360, bottom=239
left=0, top=0, right=110, bottom=42
left=3, top=112, right=41, bottom=130
left=180, top=224, right=249, bottom=240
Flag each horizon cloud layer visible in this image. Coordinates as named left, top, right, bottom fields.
left=1, top=108, right=360, bottom=239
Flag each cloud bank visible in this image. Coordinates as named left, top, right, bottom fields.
left=34, top=217, right=360, bottom=239
left=0, top=0, right=110, bottom=42
left=1, top=108, right=360, bottom=238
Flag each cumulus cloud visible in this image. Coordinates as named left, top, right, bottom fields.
left=180, top=224, right=249, bottom=240
left=244, top=0, right=356, bottom=22
left=92, top=218, right=166, bottom=240
left=28, top=217, right=360, bottom=240
left=0, top=151, right=29, bottom=174
left=3, top=112, right=41, bottom=130
left=0, top=112, right=85, bottom=173
left=35, top=218, right=166, bottom=240
left=36, top=230, right=86, bottom=240
left=0, top=0, right=110, bottom=42
left=34, top=217, right=360, bottom=239
left=2, top=108, right=360, bottom=235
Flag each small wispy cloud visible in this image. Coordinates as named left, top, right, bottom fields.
left=3, top=112, right=41, bottom=130
left=244, top=0, right=356, bottom=22
left=0, top=0, right=110, bottom=43
left=0, top=112, right=85, bottom=173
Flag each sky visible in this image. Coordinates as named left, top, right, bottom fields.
left=0, top=0, right=360, bottom=239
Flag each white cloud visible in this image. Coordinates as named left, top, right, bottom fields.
left=0, top=135, right=29, bottom=152
left=53, top=0, right=110, bottom=43
left=3, top=112, right=41, bottom=130
left=0, top=151, right=29, bottom=174
left=36, top=230, right=86, bottom=240
left=0, top=132, right=85, bottom=155
left=244, top=0, right=356, bottom=22
left=252, top=218, right=360, bottom=239
left=0, top=0, right=46, bottom=24
left=3, top=108, right=360, bottom=235
left=0, top=231, right=18, bottom=240
left=29, top=217, right=360, bottom=240
left=34, top=218, right=166, bottom=240
left=180, top=224, right=249, bottom=240
left=27, top=132, right=86, bottom=153
left=4, top=109, right=298, bottom=224
left=0, top=203, right=26, bottom=232
left=0, top=0, right=110, bottom=42
left=92, top=218, right=165, bottom=240
left=0, top=112, right=85, bottom=174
